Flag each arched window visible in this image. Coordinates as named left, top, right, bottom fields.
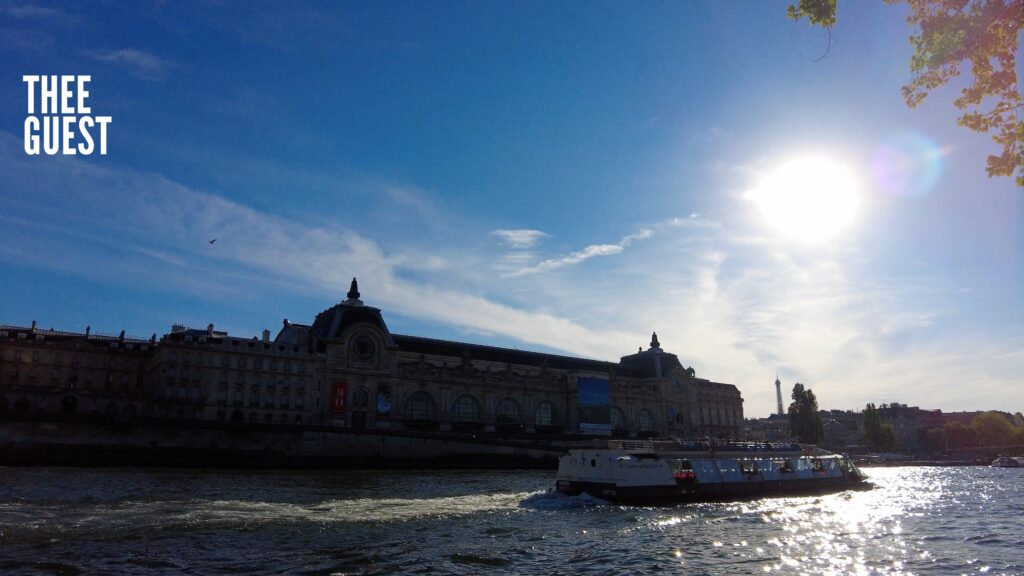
left=353, top=389, right=370, bottom=407
left=405, top=391, right=436, bottom=421
left=610, top=406, right=626, bottom=430
left=352, top=411, right=367, bottom=430
left=535, top=402, right=557, bottom=427
left=452, top=395, right=481, bottom=422
left=637, top=409, right=655, bottom=433
left=495, top=398, right=521, bottom=424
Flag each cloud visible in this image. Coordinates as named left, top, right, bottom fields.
left=506, top=229, right=653, bottom=277
left=2, top=4, right=61, bottom=18
left=490, top=229, right=549, bottom=249
left=87, top=48, right=174, bottom=81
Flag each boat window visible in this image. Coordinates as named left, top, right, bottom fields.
left=668, top=459, right=692, bottom=473
left=693, top=459, right=723, bottom=481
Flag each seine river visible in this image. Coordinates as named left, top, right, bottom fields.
left=1, top=466, right=1022, bottom=575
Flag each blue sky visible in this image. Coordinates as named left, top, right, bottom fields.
left=2, top=1, right=1021, bottom=416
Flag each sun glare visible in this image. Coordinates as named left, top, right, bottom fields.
left=747, top=157, right=861, bottom=243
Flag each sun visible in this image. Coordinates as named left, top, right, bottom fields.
left=746, top=157, right=861, bottom=243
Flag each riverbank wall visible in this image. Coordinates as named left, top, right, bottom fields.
left=0, top=416, right=564, bottom=469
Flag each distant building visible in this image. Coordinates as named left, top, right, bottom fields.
left=819, top=409, right=862, bottom=451
left=876, top=403, right=945, bottom=452
left=745, top=413, right=792, bottom=442
left=0, top=279, right=745, bottom=439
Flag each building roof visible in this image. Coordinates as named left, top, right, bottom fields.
left=389, top=333, right=634, bottom=375
left=0, top=324, right=153, bottom=345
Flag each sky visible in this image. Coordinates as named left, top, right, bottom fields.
left=1, top=1, right=1021, bottom=417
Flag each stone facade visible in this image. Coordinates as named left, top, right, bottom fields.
left=0, top=280, right=745, bottom=439
left=150, top=324, right=320, bottom=425
left=0, top=322, right=152, bottom=418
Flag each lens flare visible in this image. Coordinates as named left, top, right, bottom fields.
left=870, top=132, right=943, bottom=197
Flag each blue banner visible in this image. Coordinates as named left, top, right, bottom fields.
left=577, top=376, right=611, bottom=435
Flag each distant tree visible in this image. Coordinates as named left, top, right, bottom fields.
left=788, top=0, right=1024, bottom=186
left=916, top=426, right=948, bottom=453
left=864, top=403, right=897, bottom=451
left=880, top=423, right=897, bottom=452
left=1014, top=427, right=1024, bottom=451
left=943, top=421, right=979, bottom=449
left=788, top=383, right=824, bottom=444
left=971, top=411, right=1015, bottom=447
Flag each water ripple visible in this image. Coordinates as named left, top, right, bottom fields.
left=1, top=466, right=1023, bottom=574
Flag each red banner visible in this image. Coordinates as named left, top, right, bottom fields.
left=331, top=380, right=347, bottom=414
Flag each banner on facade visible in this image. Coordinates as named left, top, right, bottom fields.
left=331, top=380, right=347, bottom=414
left=577, top=376, right=611, bottom=435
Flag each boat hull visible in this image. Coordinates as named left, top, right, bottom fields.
left=556, top=476, right=871, bottom=504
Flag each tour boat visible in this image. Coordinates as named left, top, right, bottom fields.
left=556, top=439, right=870, bottom=504
left=991, top=456, right=1023, bottom=467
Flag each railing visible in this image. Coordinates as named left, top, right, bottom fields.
left=607, top=439, right=808, bottom=453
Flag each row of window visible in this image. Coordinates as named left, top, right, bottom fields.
left=5, top=367, right=135, bottom=387
left=162, top=371, right=313, bottom=390
left=2, top=350, right=142, bottom=370
left=216, top=384, right=310, bottom=409
left=398, top=392, right=658, bottom=430
left=165, top=351, right=312, bottom=373
left=701, top=406, right=741, bottom=427
left=215, top=410, right=308, bottom=425
left=0, top=395, right=143, bottom=417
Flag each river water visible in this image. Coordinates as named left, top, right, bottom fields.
left=1, top=466, right=1021, bottom=575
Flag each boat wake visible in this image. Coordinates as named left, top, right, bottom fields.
left=518, top=488, right=611, bottom=511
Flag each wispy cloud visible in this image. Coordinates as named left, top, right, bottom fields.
left=2, top=3, right=60, bottom=18
left=505, top=229, right=653, bottom=277
left=87, top=48, right=174, bottom=81
left=491, top=228, right=549, bottom=249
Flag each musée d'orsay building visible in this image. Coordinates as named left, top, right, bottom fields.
left=0, top=279, right=744, bottom=439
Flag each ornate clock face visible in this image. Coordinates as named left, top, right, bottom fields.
left=353, top=336, right=376, bottom=360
